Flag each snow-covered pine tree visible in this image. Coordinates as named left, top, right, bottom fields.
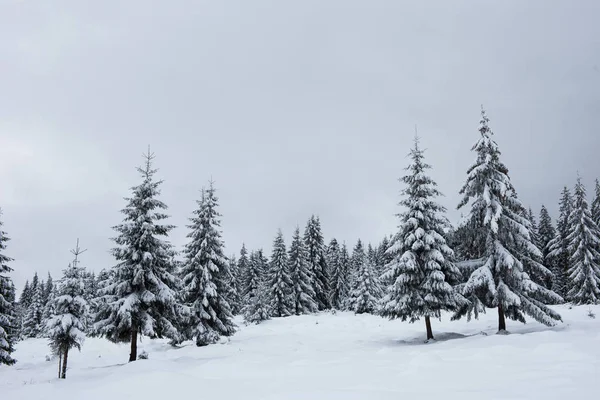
left=455, top=108, right=562, bottom=332
left=538, top=206, right=555, bottom=264
left=527, top=208, right=541, bottom=250
left=22, top=284, right=43, bottom=338
left=592, top=179, right=600, bottom=227
left=19, top=280, right=32, bottom=310
left=243, top=250, right=270, bottom=324
left=94, top=151, right=183, bottom=361
left=39, top=273, right=52, bottom=306
left=547, top=187, right=573, bottom=298
left=304, top=216, right=330, bottom=310
left=565, top=177, right=600, bottom=304
left=0, top=210, right=16, bottom=365
left=338, top=243, right=351, bottom=308
left=46, top=246, right=88, bottom=379
left=267, top=230, right=293, bottom=317
left=31, top=272, right=39, bottom=295
left=181, top=183, right=236, bottom=345
left=327, top=238, right=348, bottom=310
left=523, top=208, right=547, bottom=287
left=379, top=137, right=461, bottom=340
left=376, top=236, right=392, bottom=280
left=288, top=227, right=318, bottom=315
left=349, top=256, right=381, bottom=314
left=346, top=240, right=365, bottom=309
left=226, top=254, right=242, bottom=315
left=40, top=287, right=57, bottom=338
left=237, top=244, right=250, bottom=309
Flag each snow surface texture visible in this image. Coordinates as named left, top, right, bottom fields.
left=1, top=305, right=598, bottom=400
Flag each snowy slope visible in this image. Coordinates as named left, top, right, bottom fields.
left=2, top=305, right=598, bottom=400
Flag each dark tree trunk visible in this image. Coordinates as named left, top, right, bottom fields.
left=498, top=304, right=506, bottom=331
left=61, top=348, right=69, bottom=379
left=129, top=323, right=138, bottom=362
left=57, top=350, right=62, bottom=379
left=425, top=316, right=434, bottom=341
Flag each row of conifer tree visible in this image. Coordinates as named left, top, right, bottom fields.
left=2, top=107, right=600, bottom=376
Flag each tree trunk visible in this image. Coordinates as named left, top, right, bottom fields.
left=498, top=304, right=506, bottom=332
left=129, top=323, right=138, bottom=362
left=57, top=350, right=62, bottom=379
left=61, top=348, right=69, bottom=379
left=425, top=316, right=434, bottom=341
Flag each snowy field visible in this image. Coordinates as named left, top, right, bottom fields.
left=2, top=305, right=598, bottom=400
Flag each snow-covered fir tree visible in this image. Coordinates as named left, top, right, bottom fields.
left=94, top=151, right=183, bottom=361
left=538, top=205, right=555, bottom=265
left=454, top=108, right=562, bottom=331
left=346, top=240, right=365, bottom=309
left=40, top=288, right=57, bottom=337
left=303, top=216, right=330, bottom=310
left=43, top=273, right=54, bottom=305
left=349, top=257, right=381, bottom=314
left=379, top=137, right=461, bottom=340
left=19, top=280, right=32, bottom=310
left=288, top=227, right=318, bottom=315
left=547, top=187, right=573, bottom=298
left=237, top=244, right=250, bottom=308
left=82, top=271, right=97, bottom=332
left=243, top=250, right=270, bottom=324
left=327, top=238, right=348, bottom=310
left=180, top=183, right=236, bottom=345
left=523, top=208, right=547, bottom=286
left=592, top=179, right=600, bottom=227
left=226, top=254, right=243, bottom=315
left=267, top=230, right=293, bottom=317
left=565, top=177, right=600, bottom=304
left=22, top=284, right=43, bottom=338
left=376, top=236, right=393, bottom=280
left=527, top=208, right=541, bottom=250
left=0, top=210, right=16, bottom=365
left=46, top=253, right=88, bottom=379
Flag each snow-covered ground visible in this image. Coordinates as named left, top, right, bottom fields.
left=2, top=305, right=598, bottom=400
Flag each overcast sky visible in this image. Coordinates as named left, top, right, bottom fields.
left=1, top=0, right=599, bottom=291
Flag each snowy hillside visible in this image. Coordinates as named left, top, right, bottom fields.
left=2, top=305, right=598, bottom=400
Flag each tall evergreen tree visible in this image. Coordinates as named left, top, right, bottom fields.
left=454, top=108, right=562, bottom=331
left=19, top=280, right=32, bottom=310
left=43, top=272, right=54, bottom=305
left=0, top=210, right=16, bottom=365
left=327, top=238, right=348, bottom=310
left=338, top=243, right=351, bottom=309
left=267, top=230, right=294, bottom=317
left=94, top=151, right=183, bottom=361
left=22, top=284, right=43, bottom=338
left=347, top=240, right=365, bottom=309
left=523, top=208, right=547, bottom=286
left=592, top=179, right=600, bottom=227
left=237, top=244, right=250, bottom=308
left=538, top=205, right=555, bottom=263
left=46, top=246, right=88, bottom=379
left=181, top=183, right=236, bottom=346
left=527, top=208, right=541, bottom=249
left=226, top=254, right=242, bottom=315
left=242, top=250, right=270, bottom=324
left=349, top=257, right=381, bottom=314
left=565, top=178, right=600, bottom=304
left=288, top=227, right=318, bottom=315
left=379, top=137, right=461, bottom=340
left=547, top=187, right=573, bottom=298
left=303, top=216, right=330, bottom=310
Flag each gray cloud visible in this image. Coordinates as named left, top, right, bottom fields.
left=1, top=0, right=599, bottom=289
